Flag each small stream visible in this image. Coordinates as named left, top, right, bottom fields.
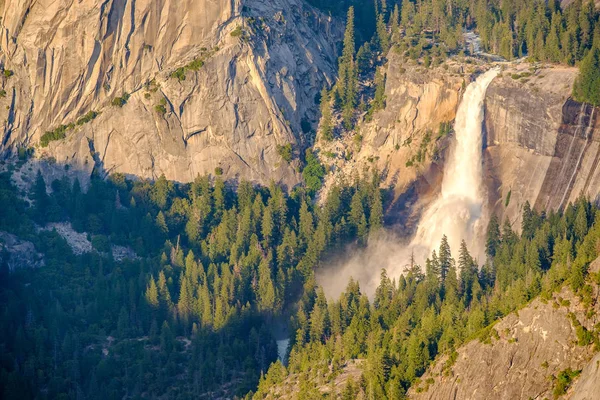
left=270, top=316, right=290, bottom=365
left=276, top=338, right=290, bottom=364
left=463, top=31, right=506, bottom=62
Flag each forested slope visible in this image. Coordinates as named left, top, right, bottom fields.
left=0, top=161, right=385, bottom=398
left=254, top=199, right=600, bottom=399
left=2, top=0, right=600, bottom=399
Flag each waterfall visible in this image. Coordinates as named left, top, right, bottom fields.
left=409, top=68, right=499, bottom=263
left=318, top=69, right=499, bottom=299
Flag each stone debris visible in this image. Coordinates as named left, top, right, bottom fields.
left=111, top=244, right=140, bottom=262
left=0, top=231, right=44, bottom=270
left=40, top=223, right=93, bottom=255
left=40, top=222, right=138, bottom=261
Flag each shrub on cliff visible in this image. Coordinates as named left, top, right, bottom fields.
left=40, top=125, right=68, bottom=147
left=302, top=149, right=325, bottom=194
left=111, top=93, right=130, bottom=107
left=277, top=143, right=293, bottom=163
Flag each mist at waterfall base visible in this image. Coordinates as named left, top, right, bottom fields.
left=317, top=69, right=500, bottom=299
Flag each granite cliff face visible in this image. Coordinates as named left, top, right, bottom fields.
left=348, top=53, right=463, bottom=194
left=484, top=65, right=600, bottom=228
left=316, top=54, right=465, bottom=230
left=408, top=260, right=600, bottom=400
left=320, top=60, right=599, bottom=232
left=0, top=0, right=338, bottom=185
left=2, top=0, right=598, bottom=215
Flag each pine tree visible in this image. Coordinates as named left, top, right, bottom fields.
left=197, top=283, right=212, bottom=327
left=309, top=288, right=330, bottom=343
left=521, top=201, right=536, bottom=240
left=405, top=250, right=424, bottom=281
left=574, top=202, right=589, bottom=242
left=401, top=0, right=416, bottom=28
left=146, top=277, right=159, bottom=308
left=485, top=215, right=501, bottom=258
left=338, top=7, right=358, bottom=131
left=438, top=235, right=452, bottom=281
left=156, top=211, right=168, bottom=234
left=262, top=206, right=274, bottom=246
left=502, top=218, right=517, bottom=246
left=160, top=321, right=174, bottom=354
left=213, top=177, right=226, bottom=216
left=357, top=42, right=373, bottom=76
left=320, top=87, right=334, bottom=141
left=342, top=74, right=358, bottom=131
left=562, top=29, right=577, bottom=65
left=579, top=0, right=595, bottom=57
left=369, top=188, right=384, bottom=234
left=593, top=24, right=600, bottom=49
left=257, top=253, right=276, bottom=311
left=389, top=5, right=400, bottom=40
left=177, top=277, right=193, bottom=321
left=158, top=271, right=173, bottom=312
left=426, top=250, right=441, bottom=282
left=278, top=227, right=298, bottom=267
left=185, top=250, right=198, bottom=281
left=444, top=263, right=460, bottom=304
left=573, top=46, right=600, bottom=105
left=299, top=200, right=314, bottom=245
left=375, top=12, right=390, bottom=53
left=571, top=261, right=586, bottom=291
left=150, top=174, right=173, bottom=210
left=457, top=241, right=477, bottom=306
left=350, top=191, right=364, bottom=229
left=368, top=68, right=387, bottom=119
left=546, top=12, right=563, bottom=62
left=32, top=170, right=49, bottom=223
left=374, top=269, right=393, bottom=309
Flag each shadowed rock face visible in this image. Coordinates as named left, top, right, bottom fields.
left=0, top=0, right=339, bottom=186
left=0, top=231, right=44, bottom=269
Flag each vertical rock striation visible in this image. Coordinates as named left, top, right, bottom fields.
left=407, top=258, right=600, bottom=400
left=0, top=0, right=339, bottom=186
left=484, top=66, right=600, bottom=228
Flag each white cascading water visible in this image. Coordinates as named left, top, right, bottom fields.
left=410, top=68, right=500, bottom=262
left=318, top=69, right=499, bottom=299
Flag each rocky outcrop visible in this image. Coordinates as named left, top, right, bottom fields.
left=256, top=359, right=366, bottom=399
left=408, top=259, right=600, bottom=400
left=40, top=222, right=138, bottom=260
left=346, top=60, right=600, bottom=231
left=484, top=65, right=600, bottom=228
left=0, top=231, right=44, bottom=269
left=358, top=54, right=463, bottom=193
left=0, top=0, right=339, bottom=186
left=318, top=57, right=600, bottom=233
left=317, top=54, right=466, bottom=229
left=569, top=352, right=600, bottom=400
